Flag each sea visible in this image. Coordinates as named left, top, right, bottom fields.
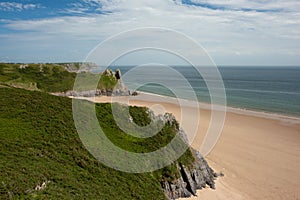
left=109, top=66, right=300, bottom=117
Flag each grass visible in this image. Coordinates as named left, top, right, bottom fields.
left=0, top=87, right=194, bottom=199
left=0, top=63, right=118, bottom=93
left=0, top=63, right=76, bottom=92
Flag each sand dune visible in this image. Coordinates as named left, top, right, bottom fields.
left=72, top=93, right=300, bottom=200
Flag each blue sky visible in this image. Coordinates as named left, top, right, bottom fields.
left=0, top=0, right=300, bottom=65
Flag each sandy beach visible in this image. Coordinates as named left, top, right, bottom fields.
left=72, top=93, right=300, bottom=200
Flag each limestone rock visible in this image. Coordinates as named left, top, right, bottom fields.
left=161, top=151, right=216, bottom=199
left=160, top=121, right=216, bottom=200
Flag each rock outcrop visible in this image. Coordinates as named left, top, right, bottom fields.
left=62, top=62, right=97, bottom=73
left=161, top=149, right=216, bottom=199
left=58, top=88, right=131, bottom=97
left=159, top=113, right=217, bottom=199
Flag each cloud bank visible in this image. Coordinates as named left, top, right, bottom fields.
left=0, top=0, right=299, bottom=65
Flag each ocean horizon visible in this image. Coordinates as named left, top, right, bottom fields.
left=109, top=66, right=300, bottom=117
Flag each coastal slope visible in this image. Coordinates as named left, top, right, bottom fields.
left=0, top=87, right=216, bottom=199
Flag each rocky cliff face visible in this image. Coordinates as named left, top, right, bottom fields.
left=159, top=113, right=217, bottom=199
left=161, top=149, right=216, bottom=199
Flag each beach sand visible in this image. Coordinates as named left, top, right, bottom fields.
left=71, top=93, right=300, bottom=200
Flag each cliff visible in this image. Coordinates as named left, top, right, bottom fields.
left=144, top=112, right=217, bottom=199
left=161, top=149, right=216, bottom=199
left=158, top=115, right=216, bottom=199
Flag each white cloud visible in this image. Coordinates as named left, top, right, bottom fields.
left=0, top=2, right=40, bottom=12
left=1, top=0, right=300, bottom=65
left=189, top=0, right=300, bottom=12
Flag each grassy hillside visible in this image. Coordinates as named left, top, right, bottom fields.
left=0, top=63, right=118, bottom=93
left=0, top=87, right=193, bottom=199
left=0, top=63, right=76, bottom=92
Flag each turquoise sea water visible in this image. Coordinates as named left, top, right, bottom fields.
left=110, top=66, right=300, bottom=117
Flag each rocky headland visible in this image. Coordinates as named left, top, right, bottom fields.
left=56, top=68, right=137, bottom=97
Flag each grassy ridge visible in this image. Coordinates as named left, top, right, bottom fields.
left=0, top=63, right=76, bottom=92
left=0, top=87, right=194, bottom=199
left=0, top=63, right=118, bottom=93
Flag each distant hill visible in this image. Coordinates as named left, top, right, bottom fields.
left=0, top=63, right=118, bottom=93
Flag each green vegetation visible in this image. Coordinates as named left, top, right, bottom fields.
left=0, top=63, right=118, bottom=93
left=98, top=70, right=118, bottom=90
left=0, top=87, right=194, bottom=199
left=0, top=63, right=76, bottom=92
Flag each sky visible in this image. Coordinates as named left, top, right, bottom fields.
left=0, top=0, right=300, bottom=66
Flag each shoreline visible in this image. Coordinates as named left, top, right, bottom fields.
left=136, top=91, right=300, bottom=123
left=68, top=91, right=300, bottom=124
